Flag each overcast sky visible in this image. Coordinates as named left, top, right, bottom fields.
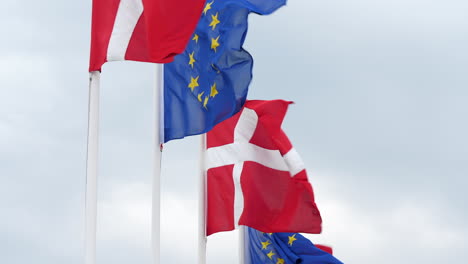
left=1, top=0, right=467, bottom=263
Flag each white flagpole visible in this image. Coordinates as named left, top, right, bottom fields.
left=85, top=71, right=100, bottom=264
left=152, top=63, right=164, bottom=264
left=239, top=226, right=246, bottom=264
left=198, top=134, right=207, bottom=264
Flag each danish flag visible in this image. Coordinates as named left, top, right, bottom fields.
left=206, top=100, right=322, bottom=236
left=89, top=0, right=205, bottom=71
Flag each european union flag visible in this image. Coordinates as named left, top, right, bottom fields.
left=246, top=227, right=344, bottom=264
left=163, top=0, right=286, bottom=142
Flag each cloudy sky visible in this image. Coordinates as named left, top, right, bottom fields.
left=1, top=0, right=467, bottom=263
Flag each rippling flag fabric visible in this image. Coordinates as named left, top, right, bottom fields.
left=206, top=100, right=322, bottom=235
left=89, top=0, right=206, bottom=71
left=246, top=227, right=344, bottom=264
left=163, top=0, right=286, bottom=142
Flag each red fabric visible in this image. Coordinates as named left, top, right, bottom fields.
left=315, top=244, right=333, bottom=255
left=240, top=162, right=322, bottom=234
left=89, top=0, right=120, bottom=72
left=206, top=100, right=322, bottom=236
left=89, top=0, right=205, bottom=71
left=206, top=112, right=241, bottom=148
left=248, top=100, right=292, bottom=151
left=207, top=165, right=236, bottom=235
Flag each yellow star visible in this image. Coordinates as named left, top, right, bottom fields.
left=288, top=234, right=297, bottom=246
left=188, top=76, right=199, bottom=91
left=267, top=250, right=275, bottom=259
left=197, top=91, right=205, bottom=102
left=209, top=12, right=220, bottom=30
left=203, top=1, right=214, bottom=15
left=203, top=96, right=209, bottom=108
left=261, top=240, right=271, bottom=250
left=210, top=83, right=218, bottom=97
left=276, top=258, right=285, bottom=264
left=192, top=34, right=199, bottom=43
left=211, top=36, right=220, bottom=52
left=188, top=52, right=196, bottom=68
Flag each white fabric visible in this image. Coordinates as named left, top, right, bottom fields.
left=283, top=148, right=305, bottom=176
left=232, top=162, right=244, bottom=227
left=206, top=107, right=306, bottom=226
left=107, top=0, right=144, bottom=61
left=234, top=108, right=258, bottom=142
left=206, top=142, right=289, bottom=172
left=233, top=109, right=257, bottom=227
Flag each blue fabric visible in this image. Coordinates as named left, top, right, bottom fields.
left=247, top=227, right=344, bottom=264
left=163, top=0, right=286, bottom=142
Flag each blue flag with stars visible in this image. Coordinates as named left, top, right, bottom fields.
left=163, top=0, right=286, bottom=142
left=246, top=227, right=344, bottom=264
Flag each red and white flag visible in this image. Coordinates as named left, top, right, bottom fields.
left=89, top=0, right=205, bottom=71
left=206, top=100, right=322, bottom=236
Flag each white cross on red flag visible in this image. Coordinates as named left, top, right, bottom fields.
left=89, top=0, right=205, bottom=71
left=206, top=100, right=322, bottom=236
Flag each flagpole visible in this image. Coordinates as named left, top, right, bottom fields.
left=152, top=63, right=164, bottom=264
left=239, top=226, right=246, bottom=264
left=84, top=71, right=100, bottom=264
left=198, top=134, right=207, bottom=264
